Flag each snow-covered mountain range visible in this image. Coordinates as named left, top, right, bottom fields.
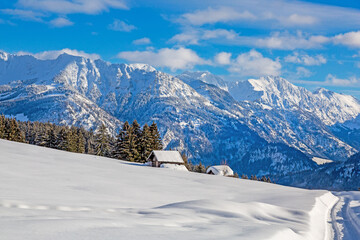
left=0, top=51, right=360, bottom=187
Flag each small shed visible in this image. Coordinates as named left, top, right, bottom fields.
left=146, top=150, right=184, bottom=167
left=206, top=165, right=234, bottom=176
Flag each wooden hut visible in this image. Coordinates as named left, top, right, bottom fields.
left=146, top=150, right=184, bottom=167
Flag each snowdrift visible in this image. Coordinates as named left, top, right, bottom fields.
left=0, top=139, right=338, bottom=240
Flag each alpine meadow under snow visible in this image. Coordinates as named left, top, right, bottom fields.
left=2, top=139, right=359, bottom=240
left=0, top=51, right=360, bottom=190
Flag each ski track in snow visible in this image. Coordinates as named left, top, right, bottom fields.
left=330, top=192, right=360, bottom=240
left=0, top=200, right=124, bottom=214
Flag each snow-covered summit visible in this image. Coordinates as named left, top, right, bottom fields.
left=229, top=76, right=360, bottom=125
left=0, top=51, right=9, bottom=61
left=177, top=71, right=228, bottom=91
left=128, top=63, right=157, bottom=72
left=230, top=76, right=311, bottom=108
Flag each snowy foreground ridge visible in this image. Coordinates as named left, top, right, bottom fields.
left=0, top=139, right=358, bottom=240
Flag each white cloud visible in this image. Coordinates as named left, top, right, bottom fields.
left=286, top=14, right=317, bottom=26
left=117, top=47, right=208, bottom=71
left=295, top=66, right=312, bottom=78
left=132, top=37, right=151, bottom=45
left=170, top=31, right=200, bottom=45
left=170, top=28, right=239, bottom=45
left=169, top=0, right=360, bottom=31
left=325, top=74, right=359, bottom=86
left=202, top=29, right=237, bottom=40
left=169, top=28, right=360, bottom=51
left=333, top=31, right=360, bottom=48
left=284, top=52, right=326, bottom=66
left=17, top=48, right=100, bottom=60
left=214, top=52, right=232, bottom=65
left=170, top=29, right=332, bottom=50
left=228, top=50, right=281, bottom=77
left=1, top=9, right=45, bottom=21
left=108, top=19, right=136, bottom=32
left=16, top=0, right=128, bottom=15
left=49, top=17, right=73, bottom=27
left=352, top=51, right=360, bottom=58
left=3, top=0, right=128, bottom=25
left=293, top=74, right=360, bottom=87
left=179, top=7, right=256, bottom=26
left=254, top=32, right=330, bottom=50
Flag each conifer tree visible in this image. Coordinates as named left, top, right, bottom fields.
left=84, top=128, right=95, bottom=154
left=193, top=162, right=206, bottom=173
left=14, top=119, right=25, bottom=142
left=33, top=122, right=47, bottom=146
left=5, top=118, right=25, bottom=142
left=45, top=126, right=57, bottom=149
left=0, top=115, right=5, bottom=139
left=139, top=123, right=152, bottom=162
left=181, top=152, right=192, bottom=170
left=149, top=122, right=163, bottom=150
left=66, top=126, right=78, bottom=152
left=76, top=129, right=85, bottom=153
left=94, top=124, right=110, bottom=156
left=232, top=172, right=239, bottom=178
left=57, top=127, right=69, bottom=151
left=130, top=120, right=141, bottom=162
left=113, top=121, right=131, bottom=160
left=24, top=121, right=33, bottom=144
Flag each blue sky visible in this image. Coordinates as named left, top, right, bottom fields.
left=1, top=0, right=360, bottom=98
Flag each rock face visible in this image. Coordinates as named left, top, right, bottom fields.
left=0, top=52, right=360, bottom=188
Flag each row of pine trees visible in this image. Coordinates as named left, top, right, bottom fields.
left=0, top=115, right=206, bottom=168
left=113, top=121, right=163, bottom=162
left=0, top=115, right=163, bottom=162
left=0, top=115, right=273, bottom=182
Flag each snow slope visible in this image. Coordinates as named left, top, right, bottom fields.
left=0, top=139, right=339, bottom=240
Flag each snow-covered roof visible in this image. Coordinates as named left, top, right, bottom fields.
left=147, top=150, right=184, bottom=164
left=160, top=163, right=188, bottom=171
left=206, top=165, right=234, bottom=176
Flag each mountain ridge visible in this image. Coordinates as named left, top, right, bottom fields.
left=0, top=51, right=359, bottom=188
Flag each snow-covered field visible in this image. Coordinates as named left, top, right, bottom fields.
left=0, top=139, right=356, bottom=240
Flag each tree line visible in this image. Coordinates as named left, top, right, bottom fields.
left=241, top=174, right=273, bottom=183
left=0, top=115, right=234, bottom=175
left=0, top=115, right=273, bottom=182
left=0, top=115, right=163, bottom=162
